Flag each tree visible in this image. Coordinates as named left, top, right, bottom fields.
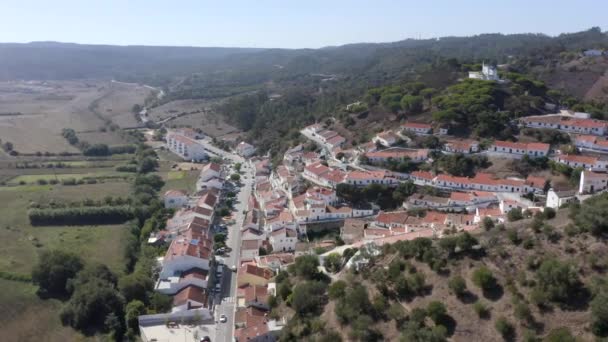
left=328, top=280, right=347, bottom=299
left=400, top=95, right=424, bottom=114
left=60, top=278, right=125, bottom=332
left=118, top=272, right=153, bottom=303
left=426, top=301, right=447, bottom=323
left=292, top=255, right=320, bottom=280
left=138, top=157, right=158, bottom=173
left=482, top=217, right=495, bottom=230
left=473, top=300, right=490, bottom=318
left=291, top=281, right=327, bottom=316
left=324, top=253, right=343, bottom=273
left=591, top=291, right=608, bottom=336
left=535, top=258, right=580, bottom=303
left=507, top=208, right=524, bottom=221
left=448, top=275, right=467, bottom=297
left=125, top=300, right=146, bottom=334
left=31, top=249, right=83, bottom=296
left=230, top=173, right=241, bottom=182
left=471, top=266, right=497, bottom=292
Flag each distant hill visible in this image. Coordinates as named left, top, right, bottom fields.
left=1, top=27, right=606, bottom=86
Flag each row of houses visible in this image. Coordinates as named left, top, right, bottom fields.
left=575, top=135, right=608, bottom=153
left=302, top=124, right=346, bottom=149
left=554, top=154, right=608, bottom=171
left=404, top=190, right=498, bottom=212
left=410, top=171, right=546, bottom=194
left=520, top=114, right=608, bottom=136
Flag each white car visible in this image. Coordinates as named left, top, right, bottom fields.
left=219, top=314, right=228, bottom=323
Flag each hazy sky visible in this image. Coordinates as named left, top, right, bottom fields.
left=1, top=0, right=605, bottom=48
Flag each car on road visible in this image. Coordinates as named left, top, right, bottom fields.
left=219, top=314, right=228, bottom=323
left=231, top=265, right=237, bottom=272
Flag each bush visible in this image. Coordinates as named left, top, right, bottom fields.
left=328, top=280, right=347, bottom=299
left=495, top=317, right=514, bottom=339
left=31, top=249, right=83, bottom=296
left=473, top=300, right=490, bottom=318
left=591, top=291, right=608, bottom=336
left=472, top=266, right=497, bottom=292
left=449, top=275, right=467, bottom=297
left=37, top=179, right=48, bottom=185
left=507, top=208, right=524, bottom=221
left=426, top=301, right=447, bottom=323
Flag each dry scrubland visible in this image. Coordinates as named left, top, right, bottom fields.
left=149, top=99, right=241, bottom=138
left=0, top=80, right=152, bottom=153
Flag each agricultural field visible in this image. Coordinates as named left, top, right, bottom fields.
left=92, top=81, right=154, bottom=128
left=0, top=80, right=151, bottom=154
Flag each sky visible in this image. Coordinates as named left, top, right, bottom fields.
left=0, top=0, right=605, bottom=49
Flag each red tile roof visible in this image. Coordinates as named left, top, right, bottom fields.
left=173, top=285, right=207, bottom=307
left=403, top=122, right=432, bottom=129
left=304, top=162, right=330, bottom=176
left=241, top=264, right=274, bottom=280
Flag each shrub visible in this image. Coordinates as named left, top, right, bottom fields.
left=426, top=301, right=447, bottom=323
left=472, top=266, right=497, bottom=292
left=31, top=249, right=83, bottom=296
left=495, top=317, right=514, bottom=339
left=591, top=291, right=608, bottom=336
left=545, top=327, right=575, bottom=342
left=535, top=258, right=580, bottom=303
left=507, top=208, right=523, bottom=221
left=473, top=300, right=490, bottom=318
left=448, top=275, right=467, bottom=297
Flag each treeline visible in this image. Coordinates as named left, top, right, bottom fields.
left=61, top=128, right=136, bottom=156
left=29, top=206, right=136, bottom=226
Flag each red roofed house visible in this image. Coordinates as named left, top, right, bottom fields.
left=237, top=264, right=274, bottom=287
left=269, top=227, right=298, bottom=252
left=155, top=267, right=208, bottom=295
left=402, top=122, right=432, bottom=135
left=302, top=161, right=330, bottom=184
left=555, top=154, right=608, bottom=171
left=521, top=115, right=608, bottom=136
left=474, top=207, right=505, bottom=224
left=237, top=284, right=270, bottom=310
left=326, top=135, right=346, bottom=148
left=491, top=140, right=550, bottom=158
left=525, top=175, right=547, bottom=194
left=365, top=148, right=429, bottom=164
left=410, top=171, right=436, bottom=185
left=344, top=170, right=399, bottom=186
left=164, top=189, right=189, bottom=208
left=200, top=162, right=221, bottom=181
left=172, top=285, right=209, bottom=313
left=443, top=139, right=480, bottom=154
left=575, top=135, right=608, bottom=152
left=160, top=236, right=212, bottom=278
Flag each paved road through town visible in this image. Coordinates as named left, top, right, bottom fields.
left=207, top=143, right=254, bottom=342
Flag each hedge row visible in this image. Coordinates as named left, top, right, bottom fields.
left=29, top=206, right=135, bottom=226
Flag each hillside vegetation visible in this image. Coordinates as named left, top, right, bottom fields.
left=276, top=196, right=608, bottom=341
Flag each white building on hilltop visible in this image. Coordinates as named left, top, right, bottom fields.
left=469, top=62, right=500, bottom=81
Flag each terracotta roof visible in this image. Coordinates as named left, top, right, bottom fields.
left=365, top=148, right=428, bottom=160
left=164, top=189, right=187, bottom=197
left=411, top=170, right=435, bottom=180
left=558, top=154, right=598, bottom=164
left=304, top=162, right=330, bottom=176
left=403, top=122, right=432, bottom=129
left=241, top=264, right=274, bottom=280
left=321, top=169, right=347, bottom=183
left=271, top=227, right=297, bottom=237
left=234, top=307, right=270, bottom=341
left=173, top=285, right=207, bottom=307
left=477, top=207, right=503, bottom=217
left=242, top=239, right=260, bottom=251
left=437, top=174, right=471, bottom=185
left=318, top=130, right=338, bottom=139
left=525, top=175, right=546, bottom=188
left=444, top=139, right=478, bottom=150
left=165, top=237, right=212, bottom=260
left=450, top=192, right=474, bottom=202
left=422, top=211, right=448, bottom=225
left=326, top=135, right=346, bottom=145
left=241, top=284, right=269, bottom=304
left=576, top=135, right=597, bottom=143
left=376, top=211, right=410, bottom=225
left=203, top=162, right=221, bottom=173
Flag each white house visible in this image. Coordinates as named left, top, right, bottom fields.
left=402, top=122, right=432, bottom=135
left=199, top=163, right=221, bottom=182
left=164, top=190, right=189, bottom=209
left=521, top=115, right=608, bottom=136
left=196, top=176, right=224, bottom=191
left=241, top=239, right=261, bottom=260
left=469, top=62, right=500, bottom=81
left=269, top=227, right=298, bottom=252
left=490, top=141, right=550, bottom=158
left=165, top=132, right=208, bottom=161
left=443, top=139, right=480, bottom=154
left=236, top=142, right=256, bottom=157
left=372, top=131, right=400, bottom=147
left=546, top=188, right=577, bottom=209
left=579, top=170, right=608, bottom=194
left=554, top=154, right=608, bottom=171
left=159, top=238, right=212, bottom=279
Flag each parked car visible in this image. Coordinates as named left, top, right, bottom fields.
left=220, top=314, right=227, bottom=323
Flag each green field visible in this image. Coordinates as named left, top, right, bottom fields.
left=0, top=180, right=132, bottom=341
left=7, top=171, right=132, bottom=185
left=161, top=169, right=199, bottom=194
